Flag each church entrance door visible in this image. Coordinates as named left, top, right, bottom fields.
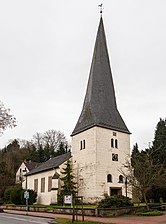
left=110, top=187, right=122, bottom=196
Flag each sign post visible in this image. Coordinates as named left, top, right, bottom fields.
left=72, top=196, right=84, bottom=222
left=24, top=190, right=29, bottom=213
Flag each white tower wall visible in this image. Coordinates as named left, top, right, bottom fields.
left=72, top=126, right=130, bottom=203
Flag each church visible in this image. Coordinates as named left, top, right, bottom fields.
left=20, top=14, right=131, bottom=205
left=71, top=15, right=131, bottom=203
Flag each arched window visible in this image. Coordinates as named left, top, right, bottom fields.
left=115, top=139, right=118, bottom=148
left=111, top=138, right=114, bottom=148
left=119, top=175, right=124, bottom=183
left=107, top=174, right=112, bottom=183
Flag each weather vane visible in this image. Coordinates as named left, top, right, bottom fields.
left=98, top=3, right=103, bottom=16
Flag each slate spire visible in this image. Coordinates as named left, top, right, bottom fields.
left=72, top=17, right=130, bottom=136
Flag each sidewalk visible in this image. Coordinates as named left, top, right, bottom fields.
left=4, top=209, right=166, bottom=224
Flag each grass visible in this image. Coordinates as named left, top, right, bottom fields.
left=32, top=204, right=97, bottom=210
left=134, top=203, right=146, bottom=207
left=56, top=218, right=114, bottom=224
left=3, top=204, right=15, bottom=206
left=136, top=210, right=163, bottom=216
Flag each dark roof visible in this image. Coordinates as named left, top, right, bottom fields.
left=24, top=161, right=39, bottom=171
left=71, top=17, right=130, bottom=136
left=16, top=160, right=39, bottom=174
left=26, top=152, right=71, bottom=176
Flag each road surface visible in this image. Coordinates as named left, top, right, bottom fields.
left=0, top=213, right=53, bottom=224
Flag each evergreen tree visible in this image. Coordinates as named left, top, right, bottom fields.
left=146, top=118, right=166, bottom=202
left=128, top=119, right=166, bottom=204
left=0, top=139, right=29, bottom=198
left=124, top=149, right=165, bottom=209
left=56, top=142, right=67, bottom=157
left=38, top=145, right=46, bottom=163
left=150, top=118, right=166, bottom=165
left=131, top=143, right=139, bottom=167
left=27, top=144, right=39, bottom=162
left=58, top=159, right=77, bottom=205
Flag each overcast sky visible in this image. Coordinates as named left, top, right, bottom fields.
left=0, top=0, right=166, bottom=150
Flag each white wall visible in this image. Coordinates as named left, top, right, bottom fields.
left=72, top=126, right=131, bottom=203
left=16, top=162, right=29, bottom=189
left=27, top=169, right=59, bottom=205
left=72, top=127, right=97, bottom=202
left=95, top=127, right=131, bottom=198
left=26, top=162, right=67, bottom=205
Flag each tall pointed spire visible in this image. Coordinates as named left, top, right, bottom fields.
left=72, top=17, right=130, bottom=136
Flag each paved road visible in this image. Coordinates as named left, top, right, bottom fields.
left=4, top=210, right=166, bottom=224
left=0, top=213, right=53, bottom=224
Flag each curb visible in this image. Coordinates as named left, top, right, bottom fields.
left=4, top=210, right=55, bottom=220
left=48, top=221, right=57, bottom=224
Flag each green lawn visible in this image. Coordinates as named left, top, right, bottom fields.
left=56, top=218, right=114, bottom=224
left=136, top=211, right=163, bottom=216
left=31, top=204, right=97, bottom=210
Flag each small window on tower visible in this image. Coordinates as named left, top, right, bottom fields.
left=111, top=138, right=114, bottom=148
left=80, top=141, right=83, bottom=150
left=80, top=140, right=85, bottom=150
left=83, top=140, right=85, bottom=149
left=112, top=153, right=118, bottom=161
left=115, top=139, right=118, bottom=148
left=107, top=174, right=112, bottom=183
left=119, top=175, right=124, bottom=183
left=113, top=132, right=117, bottom=136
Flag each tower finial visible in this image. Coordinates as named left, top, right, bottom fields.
left=98, top=3, right=103, bottom=16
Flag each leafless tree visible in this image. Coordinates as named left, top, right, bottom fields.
left=32, top=130, right=67, bottom=151
left=121, top=151, right=166, bottom=210
left=0, top=101, right=16, bottom=135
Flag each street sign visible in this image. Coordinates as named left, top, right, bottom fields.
left=24, top=191, right=29, bottom=199
left=64, top=195, right=72, bottom=204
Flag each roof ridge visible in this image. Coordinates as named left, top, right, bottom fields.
left=26, top=152, right=71, bottom=176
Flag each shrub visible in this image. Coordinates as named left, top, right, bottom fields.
left=4, top=188, right=13, bottom=203
left=11, top=188, right=22, bottom=205
left=4, top=187, right=23, bottom=205
left=20, top=189, right=37, bottom=205
left=98, top=195, right=133, bottom=208
left=0, top=198, right=4, bottom=205
left=4, top=187, right=37, bottom=205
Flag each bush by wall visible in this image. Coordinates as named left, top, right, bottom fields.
left=0, top=198, right=3, bottom=205
left=98, top=195, right=133, bottom=208
left=20, top=189, right=37, bottom=205
left=4, top=188, right=13, bottom=203
left=4, top=187, right=37, bottom=205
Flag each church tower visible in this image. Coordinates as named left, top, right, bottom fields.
left=71, top=15, right=131, bottom=203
